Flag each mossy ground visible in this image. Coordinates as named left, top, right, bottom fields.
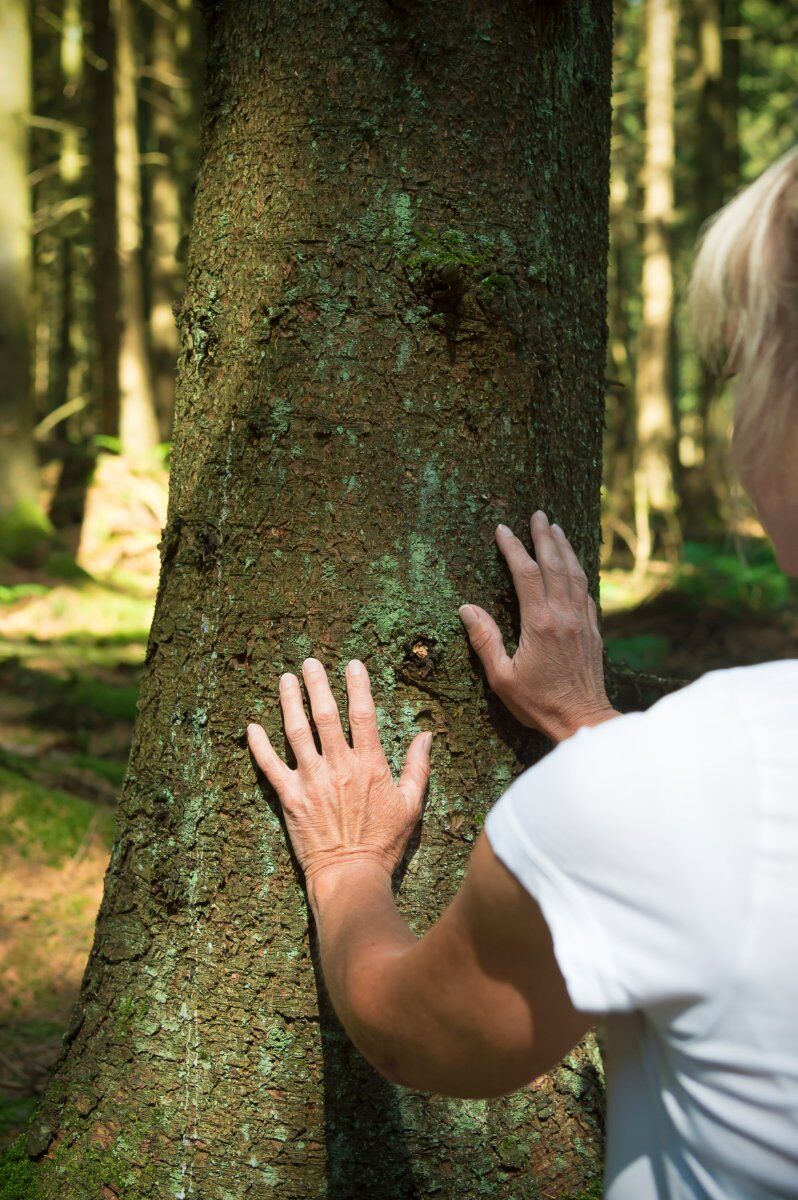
left=0, top=455, right=155, bottom=1153
left=602, top=536, right=798, bottom=682
left=0, top=1137, right=37, bottom=1200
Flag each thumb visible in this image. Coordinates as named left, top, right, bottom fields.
left=459, top=604, right=510, bottom=686
left=398, top=731, right=432, bottom=812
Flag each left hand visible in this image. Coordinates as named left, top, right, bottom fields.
left=247, top=657, right=432, bottom=886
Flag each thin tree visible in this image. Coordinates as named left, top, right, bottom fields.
left=682, top=0, right=740, bottom=528
left=114, top=0, right=160, bottom=454
left=48, top=0, right=97, bottom=540
left=89, top=0, right=160, bottom=454
left=23, top=4, right=612, bottom=1196
left=145, top=1, right=183, bottom=439
left=0, top=0, right=50, bottom=557
left=89, top=0, right=120, bottom=440
left=634, top=0, right=679, bottom=573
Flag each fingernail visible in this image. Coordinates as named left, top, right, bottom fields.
left=279, top=672, right=293, bottom=687
left=534, top=509, right=548, bottom=522
left=246, top=723, right=258, bottom=737
left=551, top=522, right=564, bottom=536
left=496, top=523, right=512, bottom=537
left=348, top=659, right=364, bottom=675
left=303, top=657, right=322, bottom=672
left=459, top=604, right=478, bottom=629
left=424, top=732, right=433, bottom=750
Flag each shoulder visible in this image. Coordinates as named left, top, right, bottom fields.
left=484, top=667, right=763, bottom=1012
left=497, top=665, right=753, bottom=833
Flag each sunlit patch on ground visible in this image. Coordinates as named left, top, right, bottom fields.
left=0, top=771, right=115, bottom=1147
left=0, top=457, right=154, bottom=1146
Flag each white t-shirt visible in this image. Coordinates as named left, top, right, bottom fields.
left=484, top=661, right=798, bottom=1200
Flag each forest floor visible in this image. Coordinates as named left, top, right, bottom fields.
left=1, top=466, right=796, bottom=1149
left=0, top=454, right=162, bottom=1148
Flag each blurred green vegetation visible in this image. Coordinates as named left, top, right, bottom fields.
left=0, top=767, right=116, bottom=866
left=676, top=540, right=795, bottom=612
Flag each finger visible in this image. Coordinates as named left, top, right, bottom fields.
left=301, top=658, right=348, bottom=764
left=398, top=731, right=432, bottom=812
left=247, top=723, right=295, bottom=799
left=279, top=672, right=320, bottom=770
left=529, top=510, right=571, bottom=606
left=459, top=604, right=512, bottom=688
left=550, top=522, right=590, bottom=605
left=345, top=659, right=382, bottom=759
left=494, top=524, right=546, bottom=618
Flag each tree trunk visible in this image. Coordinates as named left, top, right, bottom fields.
left=679, top=0, right=740, bottom=533
left=114, top=0, right=160, bottom=455
left=0, top=0, right=49, bottom=557
left=90, top=0, right=121, bottom=439
left=49, top=0, right=96, bottom=544
left=26, top=3, right=612, bottom=1196
left=147, top=3, right=183, bottom=440
left=603, top=0, right=638, bottom=563
left=634, top=0, right=679, bottom=574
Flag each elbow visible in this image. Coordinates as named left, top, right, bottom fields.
left=370, top=1052, right=411, bottom=1089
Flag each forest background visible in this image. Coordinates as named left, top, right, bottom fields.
left=0, top=0, right=796, bottom=1170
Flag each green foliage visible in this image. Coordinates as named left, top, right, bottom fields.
left=676, top=540, right=794, bottom=612
left=0, top=503, right=53, bottom=566
left=91, top=434, right=123, bottom=455
left=42, top=552, right=92, bottom=583
left=0, top=584, right=49, bottom=605
left=5, top=584, right=153, bottom=647
left=0, top=1138, right=37, bottom=1200
left=67, top=752, right=127, bottom=786
left=0, top=1096, right=38, bottom=1153
left=605, top=633, right=670, bottom=672
left=0, top=765, right=116, bottom=865
left=64, top=674, right=139, bottom=722
left=151, top=442, right=172, bottom=467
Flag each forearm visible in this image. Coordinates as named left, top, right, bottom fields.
left=308, top=861, right=418, bottom=1081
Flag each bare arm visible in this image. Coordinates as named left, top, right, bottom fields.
left=247, top=512, right=611, bottom=1093
left=248, top=654, right=589, bottom=1097
left=308, top=834, right=590, bottom=1098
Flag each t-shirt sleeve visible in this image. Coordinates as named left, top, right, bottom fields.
left=484, top=672, right=754, bottom=1015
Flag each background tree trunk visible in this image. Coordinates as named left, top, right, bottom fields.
left=679, top=0, right=739, bottom=532
left=146, top=2, right=183, bottom=441
left=0, top=0, right=49, bottom=557
left=89, top=0, right=121, bottom=440
left=114, top=0, right=160, bottom=455
left=634, top=0, right=679, bottom=573
left=28, top=3, right=612, bottom=1196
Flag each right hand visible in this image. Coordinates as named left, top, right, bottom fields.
left=459, top=510, right=617, bottom=743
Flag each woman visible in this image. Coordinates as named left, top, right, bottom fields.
left=247, top=148, right=798, bottom=1199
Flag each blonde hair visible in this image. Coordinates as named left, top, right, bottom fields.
left=690, top=146, right=798, bottom=472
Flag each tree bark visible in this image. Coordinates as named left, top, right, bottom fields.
left=27, top=3, right=612, bottom=1196
left=680, top=0, right=740, bottom=531
left=89, top=0, right=161, bottom=452
left=147, top=3, right=183, bottom=440
left=90, top=0, right=121, bottom=439
left=0, top=0, right=48, bottom=555
left=634, top=0, right=679, bottom=573
left=114, top=0, right=160, bottom=455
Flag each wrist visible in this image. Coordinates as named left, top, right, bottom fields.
left=307, top=855, right=393, bottom=919
left=547, top=701, right=620, bottom=743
